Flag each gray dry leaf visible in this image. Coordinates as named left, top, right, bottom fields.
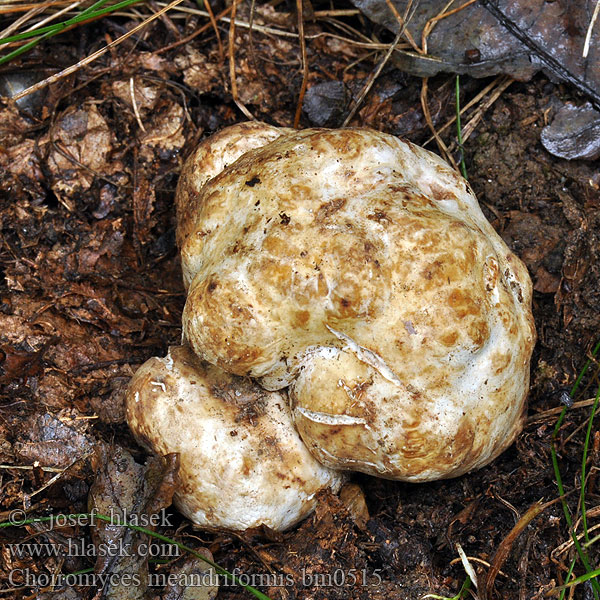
left=38, top=588, right=85, bottom=600
left=162, top=554, right=219, bottom=600
left=44, top=105, right=114, bottom=206
left=541, top=102, right=600, bottom=160
left=88, top=444, right=179, bottom=600
left=351, top=0, right=600, bottom=101
left=302, top=81, right=350, bottom=127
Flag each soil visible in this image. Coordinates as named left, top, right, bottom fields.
left=0, top=2, right=599, bottom=599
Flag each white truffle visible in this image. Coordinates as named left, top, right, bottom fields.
left=126, top=345, right=344, bottom=530
left=175, top=123, right=536, bottom=481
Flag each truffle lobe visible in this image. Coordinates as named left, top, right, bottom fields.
left=126, top=345, right=344, bottom=530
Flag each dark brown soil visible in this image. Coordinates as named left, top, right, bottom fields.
left=1, top=2, right=599, bottom=599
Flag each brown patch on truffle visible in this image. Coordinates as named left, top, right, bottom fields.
left=294, top=310, right=310, bottom=327
left=316, top=197, right=347, bottom=222
left=440, top=331, right=459, bottom=347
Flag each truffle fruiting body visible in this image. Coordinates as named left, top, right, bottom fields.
left=126, top=345, right=344, bottom=531
left=176, top=123, right=536, bottom=481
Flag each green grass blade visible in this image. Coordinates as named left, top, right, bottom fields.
left=581, top=385, right=600, bottom=544
left=0, top=0, right=113, bottom=45
left=551, top=341, right=600, bottom=599
left=422, top=576, right=471, bottom=600
left=0, top=0, right=144, bottom=68
left=0, top=33, right=49, bottom=67
left=0, top=0, right=143, bottom=46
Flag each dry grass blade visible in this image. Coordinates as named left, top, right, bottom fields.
left=312, top=8, right=360, bottom=17
left=384, top=0, right=421, bottom=53
left=456, top=542, right=479, bottom=589
left=21, top=0, right=86, bottom=34
left=0, top=0, right=58, bottom=39
left=457, top=77, right=513, bottom=144
left=583, top=0, right=600, bottom=58
left=155, top=4, right=232, bottom=54
left=342, top=30, right=402, bottom=126
left=10, top=0, right=186, bottom=101
left=420, top=77, right=458, bottom=170
left=449, top=556, right=509, bottom=577
left=247, top=0, right=258, bottom=68
left=0, top=463, right=65, bottom=473
left=563, top=411, right=600, bottom=447
left=130, top=76, right=146, bottom=133
left=228, top=0, right=254, bottom=120
left=317, top=12, right=376, bottom=44
left=293, top=0, right=307, bottom=129
left=204, top=0, right=223, bottom=62
left=29, top=457, right=86, bottom=498
left=484, top=499, right=551, bottom=600
left=0, top=0, right=71, bottom=15
left=154, top=3, right=405, bottom=52
left=423, top=75, right=509, bottom=146
left=527, top=397, right=599, bottom=425
left=552, top=506, right=600, bottom=558
left=420, top=0, right=478, bottom=54
left=150, top=0, right=179, bottom=38
left=443, top=76, right=513, bottom=158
